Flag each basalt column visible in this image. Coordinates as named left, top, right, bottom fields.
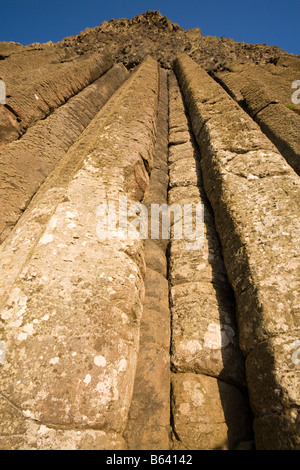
left=174, top=54, right=300, bottom=450
left=240, top=82, right=300, bottom=176
left=168, top=71, right=253, bottom=450
left=0, top=56, right=159, bottom=450
left=124, top=68, right=171, bottom=450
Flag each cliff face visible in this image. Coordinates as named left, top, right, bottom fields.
left=0, top=11, right=299, bottom=451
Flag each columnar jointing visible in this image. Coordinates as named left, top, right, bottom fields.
left=0, top=56, right=159, bottom=450
left=0, top=52, right=113, bottom=147
left=214, top=60, right=300, bottom=176
left=0, top=62, right=131, bottom=313
left=0, top=63, right=127, bottom=244
left=174, top=54, right=300, bottom=450
left=240, top=82, right=300, bottom=176
left=0, top=51, right=298, bottom=451
left=168, top=72, right=253, bottom=450
left=124, top=68, right=171, bottom=450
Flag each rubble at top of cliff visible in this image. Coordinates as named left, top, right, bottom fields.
left=1, top=10, right=293, bottom=71
left=58, top=10, right=294, bottom=70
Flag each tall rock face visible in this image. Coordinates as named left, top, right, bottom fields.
left=0, top=11, right=299, bottom=450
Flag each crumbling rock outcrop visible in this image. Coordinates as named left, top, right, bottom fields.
left=58, top=10, right=293, bottom=71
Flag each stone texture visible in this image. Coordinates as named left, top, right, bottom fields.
left=0, top=56, right=159, bottom=449
left=174, top=54, right=300, bottom=449
left=171, top=373, right=253, bottom=450
left=0, top=105, right=21, bottom=149
left=168, top=72, right=247, bottom=387
left=246, top=335, right=300, bottom=416
left=214, top=59, right=300, bottom=176
left=56, top=11, right=291, bottom=71
left=170, top=282, right=246, bottom=387
left=0, top=43, right=75, bottom=77
left=125, top=69, right=171, bottom=450
left=168, top=72, right=252, bottom=449
left=0, top=51, right=112, bottom=145
left=240, top=81, right=300, bottom=175
left=215, top=59, right=300, bottom=111
left=0, top=64, right=127, bottom=244
left=0, top=65, right=135, bottom=307
left=124, top=270, right=170, bottom=450
left=0, top=11, right=299, bottom=451
left=253, top=411, right=300, bottom=450
left=0, top=393, right=126, bottom=450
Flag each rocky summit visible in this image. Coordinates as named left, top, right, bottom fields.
left=59, top=10, right=291, bottom=70
left=0, top=11, right=299, bottom=451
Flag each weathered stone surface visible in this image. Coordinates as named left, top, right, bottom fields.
left=0, top=43, right=75, bottom=77
left=0, top=393, right=126, bottom=450
left=171, top=373, right=253, bottom=450
left=240, top=82, right=300, bottom=175
left=169, top=141, right=195, bottom=164
left=170, top=282, right=246, bottom=387
left=0, top=65, right=137, bottom=307
left=253, top=411, right=300, bottom=450
left=240, top=81, right=280, bottom=116
left=0, top=56, right=159, bottom=448
left=174, top=54, right=300, bottom=449
left=174, top=55, right=300, bottom=349
left=169, top=157, right=200, bottom=187
left=57, top=11, right=290, bottom=71
left=275, top=56, right=300, bottom=70
left=246, top=335, right=300, bottom=416
left=169, top=231, right=229, bottom=286
left=144, top=240, right=168, bottom=278
left=168, top=72, right=252, bottom=448
left=213, top=70, right=245, bottom=104
left=0, top=11, right=298, bottom=451
left=0, top=64, right=127, bottom=244
left=215, top=59, right=300, bottom=176
left=0, top=41, right=25, bottom=57
left=125, top=69, right=171, bottom=450
left=124, top=270, right=170, bottom=450
left=0, top=105, right=21, bottom=148
left=168, top=185, right=204, bottom=206
left=215, top=59, right=300, bottom=111
left=0, top=52, right=112, bottom=144
left=168, top=72, right=247, bottom=387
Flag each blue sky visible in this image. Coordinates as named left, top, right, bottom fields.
left=0, top=0, right=299, bottom=54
